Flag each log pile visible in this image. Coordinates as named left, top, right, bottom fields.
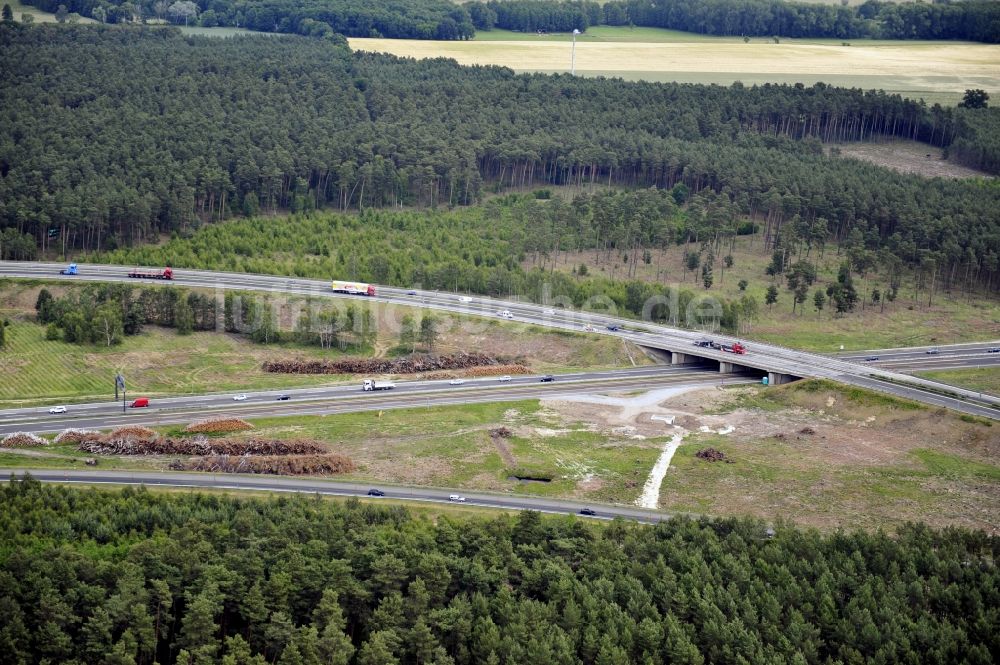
left=184, top=418, right=255, bottom=433
left=263, top=353, right=512, bottom=375
left=169, top=453, right=355, bottom=475
left=79, top=437, right=327, bottom=456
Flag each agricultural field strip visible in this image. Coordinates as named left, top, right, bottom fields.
left=4, top=262, right=999, bottom=415
left=0, top=364, right=712, bottom=420
left=1, top=469, right=669, bottom=523
left=0, top=374, right=742, bottom=435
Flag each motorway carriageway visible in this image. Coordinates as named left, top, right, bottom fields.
left=2, top=262, right=999, bottom=419
left=0, top=366, right=743, bottom=435
left=1, top=469, right=672, bottom=524
left=837, top=342, right=1000, bottom=372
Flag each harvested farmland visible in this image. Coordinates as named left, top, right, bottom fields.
left=78, top=437, right=327, bottom=456
left=263, top=352, right=512, bottom=375
left=184, top=418, right=255, bottom=433
left=169, top=453, right=356, bottom=475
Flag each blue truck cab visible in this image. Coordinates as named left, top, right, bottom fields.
left=59, top=263, right=78, bottom=275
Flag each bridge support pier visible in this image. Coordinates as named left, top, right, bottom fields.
left=767, top=371, right=796, bottom=386
left=671, top=351, right=697, bottom=365
left=719, top=361, right=736, bottom=374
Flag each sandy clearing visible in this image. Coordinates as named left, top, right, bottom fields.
left=638, top=431, right=686, bottom=509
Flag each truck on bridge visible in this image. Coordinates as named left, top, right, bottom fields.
left=128, top=267, right=173, bottom=280
left=331, top=280, right=375, bottom=296
left=694, top=340, right=747, bottom=354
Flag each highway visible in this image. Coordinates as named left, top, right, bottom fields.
left=0, top=469, right=671, bottom=524
left=2, top=261, right=999, bottom=420
left=837, top=342, right=1000, bottom=371
left=0, top=366, right=741, bottom=435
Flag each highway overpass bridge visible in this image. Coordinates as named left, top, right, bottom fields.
left=2, top=261, right=998, bottom=420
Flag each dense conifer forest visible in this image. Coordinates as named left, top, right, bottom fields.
left=15, top=0, right=1000, bottom=42
left=1, top=478, right=997, bottom=664
left=2, top=25, right=999, bottom=294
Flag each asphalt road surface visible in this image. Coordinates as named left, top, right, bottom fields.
left=837, top=342, right=1000, bottom=371
left=2, top=261, right=998, bottom=419
left=1, top=366, right=743, bottom=435
left=1, top=469, right=672, bottom=524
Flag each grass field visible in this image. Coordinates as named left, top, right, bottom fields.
left=659, top=380, right=999, bottom=532
left=7, top=0, right=94, bottom=22
left=532, top=234, right=1000, bottom=352
left=350, top=33, right=1000, bottom=105
left=915, top=367, right=1000, bottom=396
left=0, top=281, right=646, bottom=405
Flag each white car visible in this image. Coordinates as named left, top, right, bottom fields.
left=48, top=405, right=67, bottom=414
left=498, top=375, right=512, bottom=382
left=449, top=379, right=466, bottom=385
left=449, top=494, right=466, bottom=502
left=497, top=310, right=513, bottom=319
left=543, top=308, right=555, bottom=315
left=233, top=394, right=248, bottom=401
left=459, top=296, right=472, bottom=303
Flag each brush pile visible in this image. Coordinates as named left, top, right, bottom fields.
left=78, top=436, right=326, bottom=456
left=1, top=432, right=48, bottom=448
left=53, top=429, right=102, bottom=444
left=109, top=425, right=159, bottom=441
left=263, top=352, right=511, bottom=375
left=170, top=453, right=355, bottom=475
left=465, top=364, right=531, bottom=377
left=184, top=418, right=254, bottom=433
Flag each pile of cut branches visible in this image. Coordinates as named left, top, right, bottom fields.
left=108, top=425, right=159, bottom=441
left=465, top=364, right=531, bottom=377
left=1, top=432, right=48, bottom=448
left=263, top=352, right=509, bottom=375
left=54, top=429, right=101, bottom=444
left=170, top=453, right=355, bottom=475
left=79, top=437, right=326, bottom=456
left=184, top=418, right=254, bottom=433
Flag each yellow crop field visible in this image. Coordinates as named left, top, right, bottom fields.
left=349, top=36, right=1000, bottom=104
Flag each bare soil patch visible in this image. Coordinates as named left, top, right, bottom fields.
left=831, top=140, right=995, bottom=179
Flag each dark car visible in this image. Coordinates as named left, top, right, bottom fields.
left=578, top=508, right=597, bottom=516
left=864, top=356, right=880, bottom=362
left=926, top=348, right=940, bottom=355
left=606, top=324, right=621, bottom=332
left=989, top=348, right=1000, bottom=353
left=367, top=489, right=385, bottom=497
left=276, top=394, right=290, bottom=401
left=540, top=375, right=555, bottom=382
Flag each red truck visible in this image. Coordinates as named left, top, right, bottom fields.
left=693, top=340, right=748, bottom=354
left=128, top=267, right=173, bottom=280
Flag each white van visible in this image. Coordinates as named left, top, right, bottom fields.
left=448, top=494, right=466, bottom=502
